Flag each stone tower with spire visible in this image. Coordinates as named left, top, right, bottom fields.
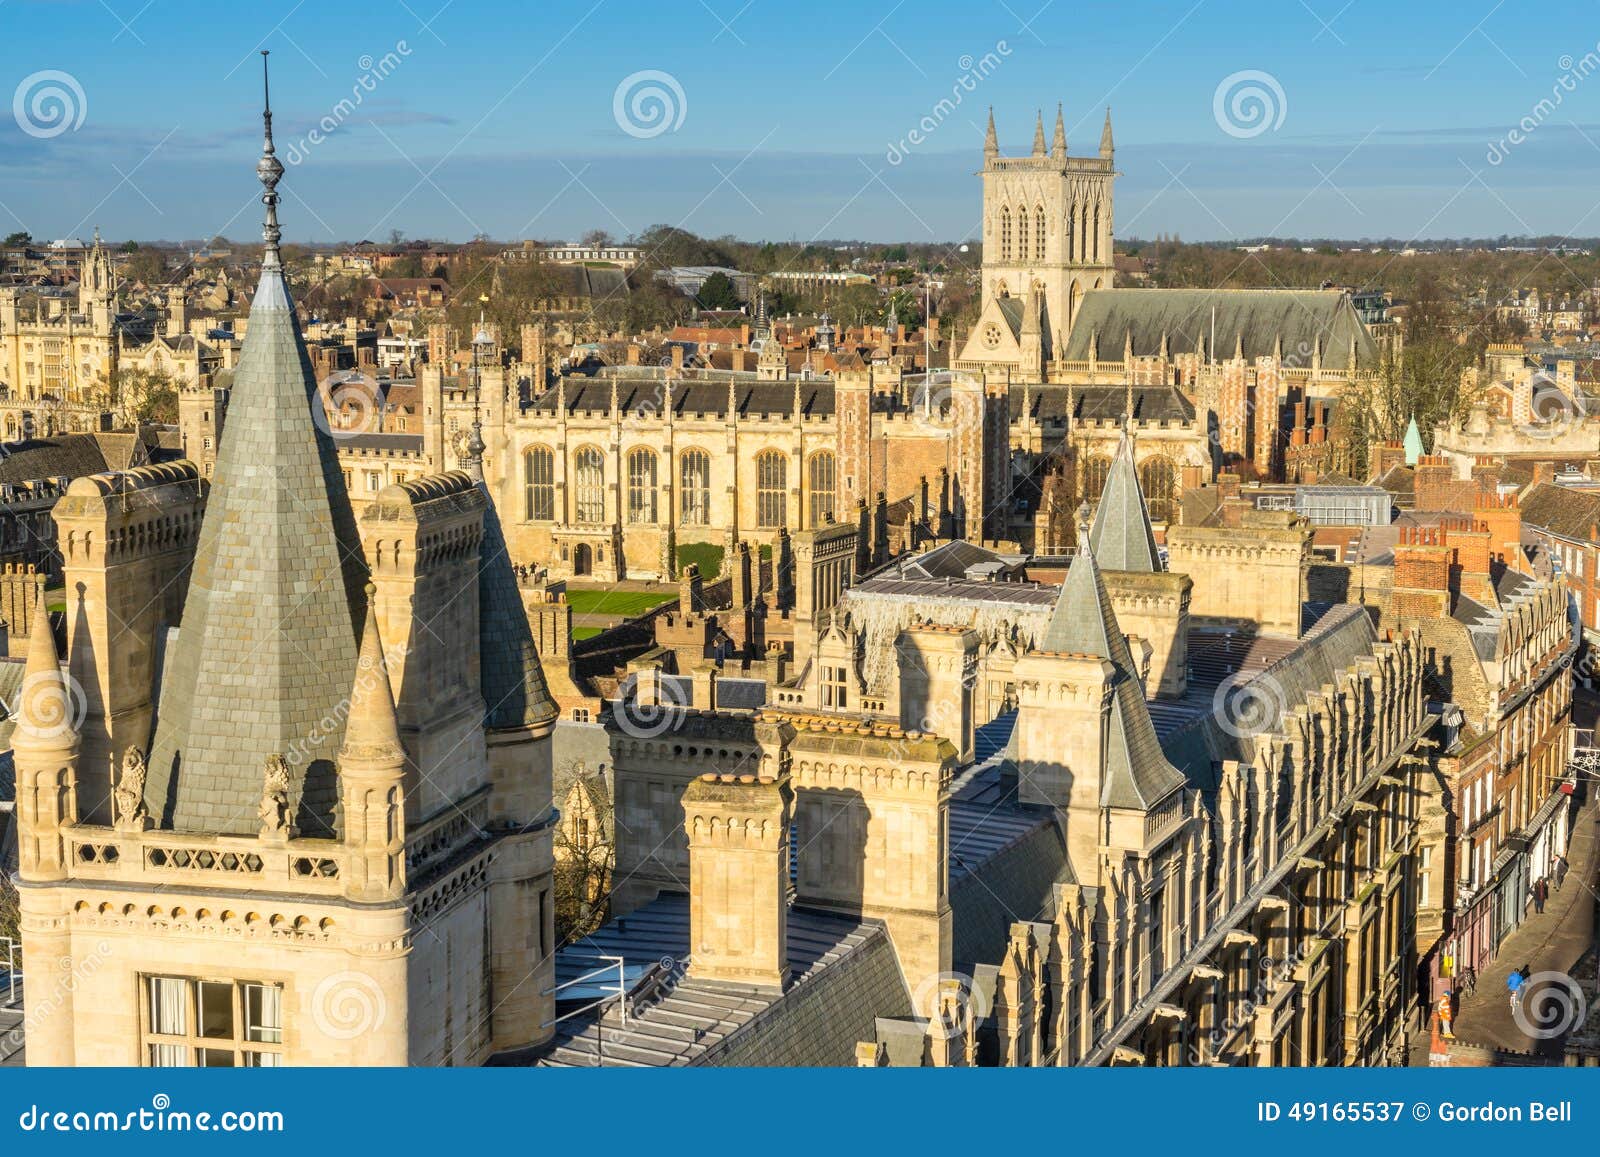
left=959, top=104, right=1118, bottom=376
left=14, top=53, right=560, bottom=1067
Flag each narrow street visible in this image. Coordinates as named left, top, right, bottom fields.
left=1447, top=800, right=1599, bottom=1059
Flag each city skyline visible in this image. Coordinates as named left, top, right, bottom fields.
left=5, top=0, right=1600, bottom=244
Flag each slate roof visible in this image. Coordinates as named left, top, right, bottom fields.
left=536, top=894, right=911, bottom=1067
left=477, top=485, right=558, bottom=730
left=1088, top=433, right=1162, bottom=571
left=1157, top=604, right=1380, bottom=787
left=145, top=264, right=369, bottom=837
left=1039, top=546, right=1186, bottom=809
left=525, top=377, right=835, bottom=420
left=0, top=435, right=118, bottom=485
left=1520, top=481, right=1600, bottom=542
left=1062, top=288, right=1380, bottom=372
left=1007, top=383, right=1195, bottom=424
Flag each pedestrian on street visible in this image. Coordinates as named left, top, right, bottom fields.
left=1437, top=989, right=1455, bottom=1040
left=1554, top=853, right=1568, bottom=890
left=1533, top=876, right=1549, bottom=915
left=1508, top=968, right=1526, bottom=1017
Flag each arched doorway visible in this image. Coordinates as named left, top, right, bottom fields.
left=573, top=543, right=592, bottom=576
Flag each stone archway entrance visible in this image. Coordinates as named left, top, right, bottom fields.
left=573, top=542, right=593, bottom=576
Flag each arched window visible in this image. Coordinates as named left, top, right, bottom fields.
left=1092, top=203, right=1101, bottom=263
left=1066, top=205, right=1076, bottom=262
left=679, top=449, right=711, bottom=526
left=756, top=451, right=788, bottom=529
left=1016, top=208, right=1028, bottom=264
left=1139, top=455, right=1178, bottom=523
left=626, top=448, right=658, bottom=524
left=1035, top=204, right=1046, bottom=261
left=523, top=446, right=554, bottom=522
left=574, top=446, right=605, bottom=524
left=999, top=206, right=1012, bottom=261
left=1082, top=455, right=1113, bottom=502
left=807, top=451, right=836, bottom=527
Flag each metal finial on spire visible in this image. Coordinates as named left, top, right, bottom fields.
left=257, top=50, right=285, bottom=270
left=465, top=294, right=490, bottom=481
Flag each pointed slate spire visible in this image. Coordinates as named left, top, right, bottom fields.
left=1052, top=103, right=1067, bottom=160
left=146, top=58, right=369, bottom=837
left=14, top=580, right=75, bottom=749
left=1089, top=432, right=1162, bottom=572
left=1032, top=110, right=1047, bottom=156
left=1100, top=107, right=1114, bottom=159
left=1040, top=546, right=1184, bottom=810
left=984, top=107, right=998, bottom=162
left=342, top=586, right=403, bottom=764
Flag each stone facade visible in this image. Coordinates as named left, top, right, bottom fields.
left=14, top=120, right=558, bottom=1068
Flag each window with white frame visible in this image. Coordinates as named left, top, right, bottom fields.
left=143, top=976, right=283, bottom=1067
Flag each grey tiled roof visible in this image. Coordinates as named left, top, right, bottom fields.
left=1088, top=434, right=1161, bottom=572
left=536, top=894, right=910, bottom=1067
left=477, top=487, right=558, bottom=730
left=1008, top=383, right=1196, bottom=425
left=1158, top=604, right=1379, bottom=788
left=145, top=268, right=368, bottom=837
left=1039, top=547, right=1186, bottom=810
left=1521, top=481, right=1600, bottom=541
left=1061, top=288, right=1380, bottom=371
left=0, top=435, right=113, bottom=484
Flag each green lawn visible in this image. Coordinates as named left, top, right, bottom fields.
left=563, top=589, right=677, bottom=617
left=571, top=626, right=605, bottom=642
left=676, top=542, right=723, bottom=578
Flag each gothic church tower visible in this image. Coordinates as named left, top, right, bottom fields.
left=959, top=106, right=1116, bottom=377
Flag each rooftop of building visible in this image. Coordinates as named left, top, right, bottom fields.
left=536, top=895, right=909, bottom=1067
left=1060, top=287, right=1381, bottom=372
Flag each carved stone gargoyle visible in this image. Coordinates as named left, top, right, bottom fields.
left=112, top=746, right=149, bottom=833
left=258, top=753, right=291, bottom=842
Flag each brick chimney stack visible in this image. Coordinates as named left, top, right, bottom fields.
left=1391, top=526, right=1452, bottom=618
left=1414, top=454, right=1455, bottom=512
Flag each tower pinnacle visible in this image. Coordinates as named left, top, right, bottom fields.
left=1100, top=107, right=1114, bottom=159
left=257, top=51, right=284, bottom=270
left=1052, top=104, right=1066, bottom=160
left=1032, top=109, right=1047, bottom=156
left=984, top=107, right=998, bottom=161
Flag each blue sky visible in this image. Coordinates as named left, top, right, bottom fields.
left=4, top=0, right=1600, bottom=244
